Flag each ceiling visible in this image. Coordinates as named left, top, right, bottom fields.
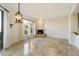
left=0, top=3, right=76, bottom=19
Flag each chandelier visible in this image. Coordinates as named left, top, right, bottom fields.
left=15, top=3, right=22, bottom=23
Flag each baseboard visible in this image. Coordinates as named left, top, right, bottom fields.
left=67, top=39, right=73, bottom=45
left=47, top=35, right=67, bottom=40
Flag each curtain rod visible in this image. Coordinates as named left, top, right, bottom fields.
left=0, top=5, right=10, bottom=13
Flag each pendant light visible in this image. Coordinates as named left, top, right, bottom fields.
left=15, top=3, right=22, bottom=23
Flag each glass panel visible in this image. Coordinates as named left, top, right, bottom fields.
left=0, top=10, right=3, bottom=50
left=0, top=11, right=1, bottom=32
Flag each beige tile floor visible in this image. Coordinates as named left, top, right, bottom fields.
left=31, top=37, right=79, bottom=56
left=0, top=37, right=79, bottom=56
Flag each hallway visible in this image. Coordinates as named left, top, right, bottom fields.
left=0, top=37, right=79, bottom=56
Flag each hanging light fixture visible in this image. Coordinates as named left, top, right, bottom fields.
left=15, top=3, right=22, bottom=23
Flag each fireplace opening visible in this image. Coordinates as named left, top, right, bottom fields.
left=37, top=30, right=43, bottom=34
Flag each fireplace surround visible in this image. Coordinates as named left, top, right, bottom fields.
left=35, top=18, right=46, bottom=37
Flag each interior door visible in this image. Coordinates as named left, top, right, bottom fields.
left=0, top=10, right=3, bottom=50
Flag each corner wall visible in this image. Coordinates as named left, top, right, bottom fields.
left=45, top=16, right=69, bottom=39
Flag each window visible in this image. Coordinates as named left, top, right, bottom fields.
left=0, top=10, right=3, bottom=34
left=0, top=10, right=3, bottom=50
left=0, top=11, right=2, bottom=32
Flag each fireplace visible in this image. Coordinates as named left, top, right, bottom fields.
left=36, top=29, right=46, bottom=37
left=37, top=30, right=43, bottom=34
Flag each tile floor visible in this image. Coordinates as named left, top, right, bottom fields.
left=0, top=37, right=79, bottom=56
left=31, top=37, right=79, bottom=56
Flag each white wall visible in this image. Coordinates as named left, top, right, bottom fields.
left=7, top=11, right=23, bottom=48
left=69, top=4, right=79, bottom=48
left=45, top=16, right=69, bottom=39
left=68, top=13, right=78, bottom=45
left=32, top=23, right=36, bottom=36
left=36, top=18, right=45, bottom=29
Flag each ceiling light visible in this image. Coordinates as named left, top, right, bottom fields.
left=15, top=3, right=22, bottom=23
